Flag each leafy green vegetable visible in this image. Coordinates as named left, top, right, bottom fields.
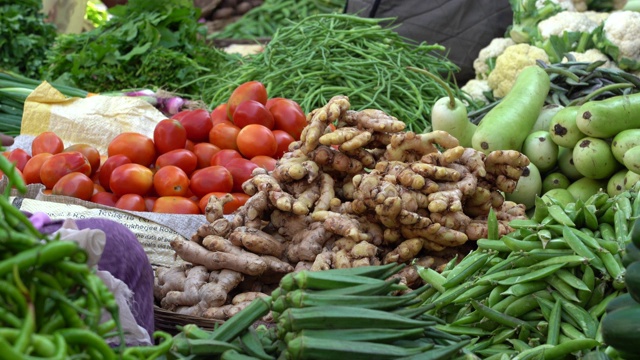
left=45, top=0, right=237, bottom=94
left=85, top=0, right=110, bottom=29
left=507, top=0, right=563, bottom=43
left=210, top=0, right=345, bottom=40
left=0, top=0, right=58, bottom=79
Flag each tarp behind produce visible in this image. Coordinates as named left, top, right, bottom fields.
left=345, top=0, right=513, bottom=83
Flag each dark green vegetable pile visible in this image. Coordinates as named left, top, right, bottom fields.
left=0, top=0, right=57, bottom=79
left=198, top=14, right=474, bottom=133
left=44, top=0, right=238, bottom=94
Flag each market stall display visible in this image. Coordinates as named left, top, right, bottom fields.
left=2, top=0, right=640, bottom=359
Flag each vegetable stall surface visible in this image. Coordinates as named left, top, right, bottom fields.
left=198, top=14, right=475, bottom=133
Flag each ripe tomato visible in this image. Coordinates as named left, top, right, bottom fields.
left=98, top=155, right=131, bottom=191
left=152, top=196, right=201, bottom=214
left=23, top=153, right=53, bottom=185
left=93, top=183, right=106, bottom=195
left=225, top=158, right=259, bottom=193
left=210, top=149, right=242, bottom=167
left=184, top=139, right=195, bottom=152
left=144, top=196, right=157, bottom=212
left=178, top=109, right=213, bottom=143
left=189, top=165, right=233, bottom=197
left=193, top=143, right=221, bottom=169
left=198, top=192, right=250, bottom=214
left=269, top=98, right=307, bottom=140
left=108, top=132, right=156, bottom=167
left=272, top=130, right=295, bottom=159
left=64, top=144, right=101, bottom=176
left=40, top=152, right=92, bottom=189
left=154, top=119, right=187, bottom=154
left=109, top=163, right=154, bottom=197
left=210, top=104, right=232, bottom=127
left=232, top=100, right=275, bottom=129
left=52, top=172, right=94, bottom=201
left=155, top=149, right=198, bottom=176
left=153, top=165, right=190, bottom=197
left=266, top=97, right=304, bottom=112
left=6, top=148, right=31, bottom=172
left=171, top=110, right=191, bottom=121
left=251, top=155, right=277, bottom=172
left=115, top=194, right=147, bottom=212
left=236, top=124, right=277, bottom=159
left=209, top=122, right=241, bottom=151
left=32, top=132, right=64, bottom=155
left=91, top=191, right=119, bottom=207
left=227, top=81, right=268, bottom=119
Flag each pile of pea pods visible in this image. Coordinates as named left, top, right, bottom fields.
left=417, top=184, right=639, bottom=360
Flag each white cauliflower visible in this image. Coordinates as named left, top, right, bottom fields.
left=582, top=11, right=610, bottom=24
left=562, top=49, right=619, bottom=69
left=537, top=11, right=600, bottom=39
left=601, top=11, right=640, bottom=70
left=461, top=79, right=492, bottom=105
left=487, top=43, right=550, bottom=98
left=473, top=38, right=517, bottom=80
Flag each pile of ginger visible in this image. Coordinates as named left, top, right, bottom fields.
left=154, top=95, right=530, bottom=320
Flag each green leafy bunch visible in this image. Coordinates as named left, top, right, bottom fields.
left=45, top=0, right=235, bottom=94
left=0, top=0, right=58, bottom=79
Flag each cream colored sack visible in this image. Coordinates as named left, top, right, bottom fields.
left=21, top=81, right=167, bottom=155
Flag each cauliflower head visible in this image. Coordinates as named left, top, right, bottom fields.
left=461, top=79, right=492, bottom=105
left=488, top=44, right=550, bottom=98
left=601, top=10, right=640, bottom=70
left=562, top=49, right=619, bottom=69
left=473, top=38, right=517, bottom=80
left=537, top=11, right=600, bottom=40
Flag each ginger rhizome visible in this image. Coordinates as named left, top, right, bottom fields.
left=155, top=95, right=530, bottom=320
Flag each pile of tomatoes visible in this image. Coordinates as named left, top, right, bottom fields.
left=2, top=81, right=307, bottom=215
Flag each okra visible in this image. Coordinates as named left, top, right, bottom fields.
left=240, top=327, right=274, bottom=360
left=278, top=306, right=434, bottom=334
left=211, top=297, right=272, bottom=343
left=316, top=278, right=405, bottom=296
left=280, top=271, right=390, bottom=291
left=281, top=289, right=417, bottom=311
left=285, top=335, right=433, bottom=360
left=295, top=328, right=423, bottom=343
left=396, top=340, right=470, bottom=360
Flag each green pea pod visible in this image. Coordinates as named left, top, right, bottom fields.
left=542, top=338, right=601, bottom=360
left=552, top=292, right=599, bottom=339
left=546, top=300, right=562, bottom=346
left=498, top=263, right=565, bottom=286
left=548, top=204, right=576, bottom=226
left=442, top=252, right=492, bottom=289
left=555, top=269, right=591, bottom=292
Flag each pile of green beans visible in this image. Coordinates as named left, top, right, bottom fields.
left=198, top=13, right=472, bottom=133
left=168, top=264, right=471, bottom=359
left=0, top=152, right=174, bottom=359
left=210, top=0, right=345, bottom=40
left=417, top=187, right=639, bottom=360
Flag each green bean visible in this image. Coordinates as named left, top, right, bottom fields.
left=542, top=338, right=600, bottom=359
left=0, top=241, right=80, bottom=276
left=59, top=328, right=116, bottom=360
left=546, top=300, right=562, bottom=346
left=13, top=303, right=35, bottom=354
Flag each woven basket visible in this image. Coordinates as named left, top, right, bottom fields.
left=154, top=306, right=224, bottom=335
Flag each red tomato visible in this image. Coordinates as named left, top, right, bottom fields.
left=154, top=119, right=187, bottom=154
left=210, top=149, right=243, bottom=167
left=269, top=98, right=307, bottom=140
left=184, top=139, right=195, bottom=152
left=98, top=155, right=131, bottom=191
left=108, top=132, right=156, bottom=167
left=152, top=196, right=201, bottom=214
left=209, top=122, right=241, bottom=151
left=210, top=104, right=232, bottom=127
left=32, top=132, right=64, bottom=155
left=266, top=98, right=304, bottom=112
left=155, top=149, right=198, bottom=175
left=6, top=148, right=31, bottom=172
left=109, top=163, right=154, bottom=197
left=193, top=143, right=221, bottom=169
left=153, top=165, right=190, bottom=197
left=272, top=130, right=295, bottom=159
left=227, top=81, right=268, bottom=119
left=171, top=110, right=191, bottom=121
left=189, top=165, right=233, bottom=197
left=23, top=153, right=53, bottom=185
left=199, top=192, right=250, bottom=214
left=91, top=192, right=119, bottom=207
left=64, top=144, right=101, bottom=176
left=251, top=155, right=277, bottom=172
left=225, top=158, right=259, bottom=193
left=115, top=194, right=147, bottom=212
left=232, top=100, right=275, bottom=129
left=40, top=152, right=92, bottom=189
left=236, top=124, right=277, bottom=159
left=178, top=109, right=213, bottom=143
left=52, top=172, right=94, bottom=201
